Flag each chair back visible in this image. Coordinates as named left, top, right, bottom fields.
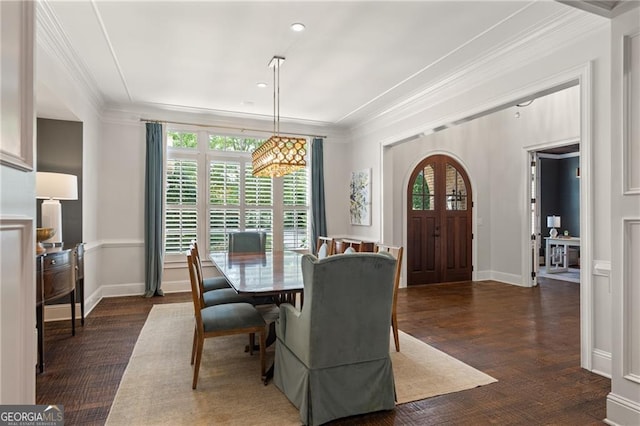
left=191, top=240, right=202, bottom=259
left=228, top=231, right=267, bottom=253
left=315, top=236, right=335, bottom=258
left=376, top=244, right=403, bottom=309
left=301, top=252, right=396, bottom=367
left=186, top=253, right=205, bottom=332
left=334, top=239, right=363, bottom=254
left=189, top=245, right=210, bottom=308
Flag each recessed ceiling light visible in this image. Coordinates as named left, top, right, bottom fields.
left=290, top=22, right=305, bottom=32
left=256, top=82, right=267, bottom=88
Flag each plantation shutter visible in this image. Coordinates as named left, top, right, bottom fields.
left=165, top=159, right=197, bottom=253
left=283, top=169, right=308, bottom=249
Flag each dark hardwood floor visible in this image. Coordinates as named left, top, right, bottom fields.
left=37, top=278, right=610, bottom=425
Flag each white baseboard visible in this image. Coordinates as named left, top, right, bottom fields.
left=591, top=349, right=612, bottom=378
left=475, top=270, right=492, bottom=281
left=605, top=393, right=640, bottom=426
left=43, top=303, right=82, bottom=322
left=84, top=287, right=101, bottom=317
left=100, top=280, right=191, bottom=298
left=161, top=279, right=190, bottom=294
left=44, top=280, right=191, bottom=322
left=101, top=282, right=146, bottom=297
left=490, top=271, right=525, bottom=287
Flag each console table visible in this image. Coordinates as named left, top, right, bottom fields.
left=36, top=244, right=84, bottom=373
left=545, top=237, right=580, bottom=274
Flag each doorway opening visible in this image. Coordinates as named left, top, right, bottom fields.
left=529, top=143, right=581, bottom=286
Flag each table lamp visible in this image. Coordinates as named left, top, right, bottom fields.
left=36, top=172, right=78, bottom=244
left=547, top=215, right=561, bottom=238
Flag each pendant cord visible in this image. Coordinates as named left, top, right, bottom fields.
left=276, top=60, right=281, bottom=135
left=273, top=62, right=277, bottom=136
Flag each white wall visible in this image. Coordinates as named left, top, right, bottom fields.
left=346, top=20, right=612, bottom=379
left=487, top=87, right=581, bottom=280
left=321, top=139, right=350, bottom=237
left=37, top=10, right=104, bottom=314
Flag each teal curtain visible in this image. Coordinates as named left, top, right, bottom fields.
left=311, top=137, right=327, bottom=254
left=144, top=122, right=164, bottom=297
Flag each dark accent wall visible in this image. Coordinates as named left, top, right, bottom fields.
left=540, top=156, right=579, bottom=239
left=37, top=118, right=83, bottom=246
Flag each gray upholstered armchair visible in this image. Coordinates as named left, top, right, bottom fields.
left=274, top=252, right=397, bottom=425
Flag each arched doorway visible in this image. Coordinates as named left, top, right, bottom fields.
left=407, top=154, right=472, bottom=285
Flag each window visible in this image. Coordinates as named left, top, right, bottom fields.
left=165, top=129, right=309, bottom=259
left=412, top=164, right=435, bottom=210
left=283, top=169, right=308, bottom=249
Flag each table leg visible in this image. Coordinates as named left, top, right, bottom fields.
left=246, top=322, right=276, bottom=352
left=70, top=290, right=76, bottom=336
left=36, top=303, right=44, bottom=374
left=263, top=364, right=274, bottom=386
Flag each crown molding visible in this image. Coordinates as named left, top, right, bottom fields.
left=349, top=9, right=606, bottom=138
left=109, top=99, right=337, bottom=129
left=36, top=0, right=104, bottom=113
left=101, top=103, right=350, bottom=142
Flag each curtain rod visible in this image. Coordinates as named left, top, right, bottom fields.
left=139, top=118, right=326, bottom=139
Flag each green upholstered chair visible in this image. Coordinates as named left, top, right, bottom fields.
left=186, top=253, right=266, bottom=389
left=228, top=231, right=267, bottom=254
left=274, top=252, right=397, bottom=425
left=189, top=246, right=253, bottom=307
left=191, top=241, right=230, bottom=292
left=228, top=231, right=274, bottom=306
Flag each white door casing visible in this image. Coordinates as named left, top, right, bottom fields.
left=0, top=1, right=37, bottom=403
left=606, top=6, right=640, bottom=425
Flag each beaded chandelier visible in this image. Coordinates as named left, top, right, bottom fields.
left=252, top=56, right=306, bottom=177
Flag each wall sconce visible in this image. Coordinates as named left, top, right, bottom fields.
left=36, top=172, right=78, bottom=244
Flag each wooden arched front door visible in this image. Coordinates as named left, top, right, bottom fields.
left=407, top=155, right=472, bottom=285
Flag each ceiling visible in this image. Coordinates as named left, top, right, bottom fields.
left=37, top=1, right=621, bottom=128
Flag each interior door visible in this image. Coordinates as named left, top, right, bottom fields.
left=407, top=155, right=472, bottom=285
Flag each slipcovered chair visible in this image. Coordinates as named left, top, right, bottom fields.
left=334, top=238, right=363, bottom=254
left=274, top=252, right=397, bottom=425
left=315, top=236, right=335, bottom=258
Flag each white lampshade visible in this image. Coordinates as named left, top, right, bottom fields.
left=36, top=172, right=78, bottom=200
left=36, top=172, right=78, bottom=244
left=546, top=215, right=561, bottom=228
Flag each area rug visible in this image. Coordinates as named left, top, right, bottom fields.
left=106, top=303, right=496, bottom=425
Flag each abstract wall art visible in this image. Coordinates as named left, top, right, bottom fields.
left=350, top=168, right=371, bottom=226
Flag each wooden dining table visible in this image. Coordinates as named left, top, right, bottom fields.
left=209, top=250, right=306, bottom=384
left=209, top=250, right=305, bottom=304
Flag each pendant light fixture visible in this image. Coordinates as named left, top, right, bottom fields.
left=252, top=56, right=307, bottom=177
